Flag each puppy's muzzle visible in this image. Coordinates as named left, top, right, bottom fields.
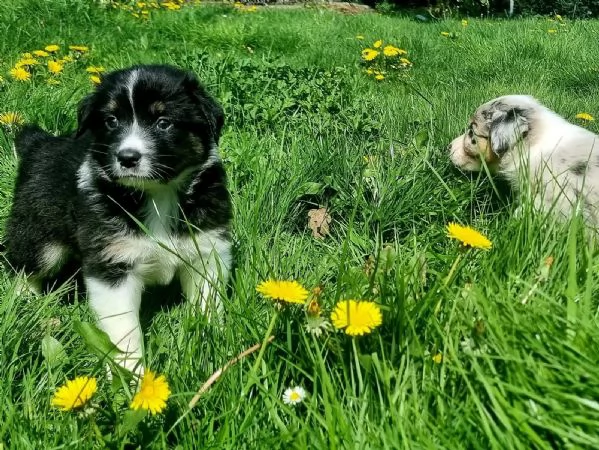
left=117, top=148, right=142, bottom=169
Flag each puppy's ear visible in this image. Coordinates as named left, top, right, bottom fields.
left=76, top=94, right=95, bottom=138
left=183, top=73, right=224, bottom=144
left=489, top=107, right=529, bottom=156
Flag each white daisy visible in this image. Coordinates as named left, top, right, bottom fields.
left=282, top=386, right=306, bottom=406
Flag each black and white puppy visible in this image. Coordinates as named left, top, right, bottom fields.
left=5, top=64, right=232, bottom=374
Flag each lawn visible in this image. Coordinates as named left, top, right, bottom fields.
left=1, top=0, right=599, bottom=448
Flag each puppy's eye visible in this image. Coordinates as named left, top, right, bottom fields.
left=467, top=128, right=474, bottom=138
left=156, top=118, right=172, bottom=131
left=105, top=116, right=119, bottom=130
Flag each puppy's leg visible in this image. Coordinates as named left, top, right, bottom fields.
left=85, top=274, right=144, bottom=375
left=178, top=241, right=231, bottom=320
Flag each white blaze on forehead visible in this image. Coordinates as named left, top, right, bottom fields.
left=126, top=69, right=139, bottom=113
left=119, top=69, right=151, bottom=155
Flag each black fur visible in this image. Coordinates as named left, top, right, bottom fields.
left=5, top=64, right=231, bottom=288
left=489, top=106, right=529, bottom=156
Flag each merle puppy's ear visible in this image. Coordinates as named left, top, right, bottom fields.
left=184, top=73, right=224, bottom=144
left=76, top=94, right=95, bottom=138
left=489, top=106, right=529, bottom=156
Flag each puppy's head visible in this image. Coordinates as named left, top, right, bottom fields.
left=449, top=95, right=536, bottom=172
left=77, top=64, right=223, bottom=187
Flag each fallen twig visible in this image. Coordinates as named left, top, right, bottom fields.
left=187, top=335, right=274, bottom=409
left=168, top=335, right=275, bottom=435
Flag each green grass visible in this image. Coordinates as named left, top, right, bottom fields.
left=1, top=1, right=599, bottom=448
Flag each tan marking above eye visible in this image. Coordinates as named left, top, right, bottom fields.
left=106, top=99, right=118, bottom=112
left=149, top=101, right=166, bottom=114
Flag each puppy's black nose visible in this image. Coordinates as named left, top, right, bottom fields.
left=117, top=148, right=141, bottom=168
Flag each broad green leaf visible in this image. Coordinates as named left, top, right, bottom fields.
left=41, top=335, right=67, bottom=368
left=120, top=408, right=147, bottom=434
left=414, top=129, right=429, bottom=149
left=73, top=320, right=122, bottom=361
left=297, top=181, right=323, bottom=198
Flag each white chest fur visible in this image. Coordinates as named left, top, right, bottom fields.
left=100, top=189, right=230, bottom=287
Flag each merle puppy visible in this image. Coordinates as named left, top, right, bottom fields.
left=449, top=95, right=599, bottom=226
left=5, top=64, right=232, bottom=374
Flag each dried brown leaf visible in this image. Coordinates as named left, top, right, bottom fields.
left=307, top=207, right=332, bottom=239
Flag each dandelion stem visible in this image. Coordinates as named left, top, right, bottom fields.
left=443, top=253, right=463, bottom=287
left=243, top=310, right=279, bottom=394
left=351, top=338, right=364, bottom=393
left=434, top=253, right=463, bottom=315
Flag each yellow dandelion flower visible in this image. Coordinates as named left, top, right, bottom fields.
left=256, top=279, right=309, bottom=304
left=51, top=376, right=97, bottom=411
left=576, top=112, right=594, bottom=121
left=375, top=74, right=385, bottom=81
left=432, top=353, right=443, bottom=364
left=0, top=112, right=24, bottom=126
left=462, top=19, right=468, bottom=26
left=86, top=65, right=105, bottom=74
left=361, top=48, right=379, bottom=61
left=356, top=35, right=365, bottom=40
left=366, top=68, right=374, bottom=75
left=22, top=52, right=33, bottom=59
left=446, top=222, right=492, bottom=250
left=130, top=370, right=170, bottom=415
left=383, top=45, right=401, bottom=57
left=47, top=78, right=60, bottom=86
left=162, top=1, right=181, bottom=10
left=548, top=29, right=557, bottom=33
left=59, top=55, right=74, bottom=63
left=555, top=14, right=563, bottom=21
left=399, top=57, right=412, bottom=65
left=69, top=45, right=89, bottom=52
left=9, top=67, right=31, bottom=81
left=373, top=39, right=383, bottom=48
left=45, top=44, right=60, bottom=52
left=47, top=60, right=63, bottom=75
left=33, top=50, right=50, bottom=57
left=331, top=300, right=382, bottom=336
left=15, top=58, right=38, bottom=68
left=90, top=75, right=101, bottom=85
left=441, top=31, right=450, bottom=37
